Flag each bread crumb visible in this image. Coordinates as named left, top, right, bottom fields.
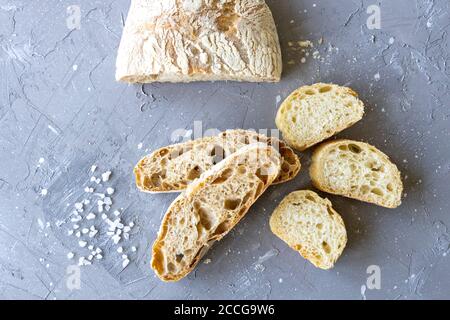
left=204, top=258, right=212, bottom=264
left=298, top=40, right=313, bottom=48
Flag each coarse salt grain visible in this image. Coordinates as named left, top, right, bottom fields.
left=86, top=213, right=96, bottom=220
left=79, top=240, right=87, bottom=248
left=102, top=171, right=112, bottom=182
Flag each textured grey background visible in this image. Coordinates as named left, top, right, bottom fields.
left=0, top=0, right=449, bottom=300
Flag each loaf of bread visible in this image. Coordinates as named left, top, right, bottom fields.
left=151, top=143, right=281, bottom=281
left=310, top=140, right=403, bottom=208
left=275, top=83, right=365, bottom=151
left=270, top=190, right=347, bottom=270
left=116, top=0, right=282, bottom=83
left=135, top=129, right=300, bottom=193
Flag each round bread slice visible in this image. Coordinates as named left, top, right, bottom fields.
left=310, top=139, right=403, bottom=208
left=275, top=83, right=365, bottom=151
left=270, top=190, right=347, bottom=270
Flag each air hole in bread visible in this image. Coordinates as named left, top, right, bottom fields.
left=159, top=149, right=169, bottom=157
left=326, top=206, right=334, bottom=216
left=187, top=166, right=202, bottom=180
left=322, top=241, right=331, bottom=254
left=255, top=181, right=264, bottom=196
left=213, top=220, right=230, bottom=237
left=175, top=253, right=184, bottom=263
left=210, top=145, right=225, bottom=165
left=292, top=116, right=297, bottom=123
left=361, top=185, right=370, bottom=194
left=387, top=183, right=394, bottom=192
left=237, top=165, right=247, bottom=174
left=281, top=163, right=291, bottom=173
left=167, top=262, right=175, bottom=273
left=319, top=85, right=332, bottom=93
left=293, top=244, right=302, bottom=251
left=255, top=168, right=269, bottom=185
left=338, top=145, right=348, bottom=151
left=195, top=204, right=214, bottom=231
left=306, top=195, right=316, bottom=202
left=304, top=89, right=316, bottom=95
left=212, top=168, right=233, bottom=184
left=224, top=198, right=241, bottom=210
left=371, top=188, right=384, bottom=196
left=242, top=191, right=253, bottom=204
left=150, top=174, right=162, bottom=187
left=316, top=223, right=323, bottom=230
left=282, top=149, right=297, bottom=165
left=348, top=144, right=362, bottom=154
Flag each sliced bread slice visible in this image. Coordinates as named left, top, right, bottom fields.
left=152, top=143, right=281, bottom=281
left=135, top=129, right=300, bottom=193
left=310, top=139, right=403, bottom=208
left=275, top=83, right=365, bottom=151
left=269, top=190, right=347, bottom=270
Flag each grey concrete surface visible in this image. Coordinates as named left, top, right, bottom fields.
left=0, top=0, right=449, bottom=300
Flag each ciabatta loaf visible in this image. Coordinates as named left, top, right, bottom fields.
left=310, top=140, right=403, bottom=208
left=275, top=83, right=365, bottom=151
left=270, top=190, right=347, bottom=270
left=152, top=143, right=281, bottom=281
left=116, top=0, right=282, bottom=83
left=135, top=130, right=300, bottom=193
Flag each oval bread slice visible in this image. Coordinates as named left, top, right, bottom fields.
left=269, top=190, right=347, bottom=270
left=135, top=129, right=300, bottom=193
left=152, top=143, right=281, bottom=281
left=310, top=139, right=403, bottom=208
left=275, top=83, right=365, bottom=151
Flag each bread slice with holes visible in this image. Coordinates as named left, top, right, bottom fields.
left=270, top=190, right=347, bottom=270
left=151, top=143, right=281, bottom=281
left=135, top=129, right=300, bottom=193
left=310, top=140, right=403, bottom=208
left=275, top=83, right=365, bottom=151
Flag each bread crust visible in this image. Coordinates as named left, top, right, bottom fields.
left=310, top=139, right=403, bottom=208
left=269, top=190, right=347, bottom=270
left=134, top=129, right=300, bottom=193
left=275, top=83, right=365, bottom=151
left=151, top=143, right=281, bottom=281
left=116, top=0, right=282, bottom=83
